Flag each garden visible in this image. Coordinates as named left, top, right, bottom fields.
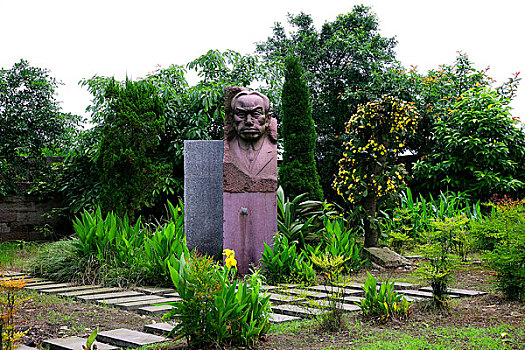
left=1, top=5, right=525, bottom=350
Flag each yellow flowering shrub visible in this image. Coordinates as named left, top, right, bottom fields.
left=1, top=274, right=30, bottom=350
left=333, top=95, right=419, bottom=207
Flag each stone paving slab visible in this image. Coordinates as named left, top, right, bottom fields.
left=144, top=322, right=177, bottom=336
left=269, top=313, right=301, bottom=323
left=392, top=282, right=419, bottom=290
left=307, top=285, right=364, bottom=296
left=267, top=293, right=305, bottom=304
left=271, top=304, right=324, bottom=318
left=26, top=283, right=72, bottom=290
left=134, top=286, right=176, bottom=295
left=313, top=300, right=361, bottom=312
left=117, top=297, right=180, bottom=310
left=96, top=294, right=165, bottom=306
left=40, top=285, right=102, bottom=294
left=136, top=304, right=174, bottom=315
left=42, top=336, right=117, bottom=350
left=419, top=286, right=487, bottom=297
left=259, top=285, right=277, bottom=292
left=96, top=328, right=166, bottom=348
left=334, top=295, right=364, bottom=304
left=15, top=345, right=36, bottom=350
left=58, top=287, right=121, bottom=297
left=2, top=271, right=27, bottom=277
left=25, top=280, right=56, bottom=287
left=275, top=288, right=329, bottom=299
left=340, top=282, right=365, bottom=289
left=397, top=289, right=457, bottom=299
left=78, top=291, right=143, bottom=301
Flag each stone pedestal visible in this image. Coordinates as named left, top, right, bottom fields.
left=184, top=140, right=224, bottom=258
left=223, top=192, right=277, bottom=274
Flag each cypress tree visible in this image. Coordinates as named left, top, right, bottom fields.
left=280, top=56, right=323, bottom=200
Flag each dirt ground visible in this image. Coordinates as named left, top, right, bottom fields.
left=11, top=263, right=525, bottom=349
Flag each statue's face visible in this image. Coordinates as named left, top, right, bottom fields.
left=232, top=94, right=267, bottom=142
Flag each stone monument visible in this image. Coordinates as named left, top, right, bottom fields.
left=223, top=87, right=278, bottom=274
left=184, top=140, right=224, bottom=258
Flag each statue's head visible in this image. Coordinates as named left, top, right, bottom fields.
left=230, top=91, right=270, bottom=143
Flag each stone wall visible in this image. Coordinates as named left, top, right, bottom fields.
left=0, top=195, right=70, bottom=241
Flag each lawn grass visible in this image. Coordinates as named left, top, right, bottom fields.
left=267, top=318, right=525, bottom=350
left=0, top=240, right=39, bottom=271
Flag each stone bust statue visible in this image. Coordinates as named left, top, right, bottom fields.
left=223, top=88, right=277, bottom=193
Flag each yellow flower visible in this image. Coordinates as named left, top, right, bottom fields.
left=223, top=249, right=234, bottom=258
left=223, top=249, right=237, bottom=268
left=225, top=256, right=237, bottom=268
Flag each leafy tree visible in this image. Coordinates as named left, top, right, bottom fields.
left=280, top=56, right=323, bottom=200
left=413, top=87, right=525, bottom=199
left=97, top=78, right=168, bottom=218
left=257, top=6, right=397, bottom=201
left=0, top=59, right=81, bottom=195
left=66, top=50, right=279, bottom=215
left=333, top=96, right=419, bottom=247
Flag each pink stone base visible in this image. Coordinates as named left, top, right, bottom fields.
left=223, top=192, right=277, bottom=275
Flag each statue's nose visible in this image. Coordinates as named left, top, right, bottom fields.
left=245, top=115, right=254, bottom=125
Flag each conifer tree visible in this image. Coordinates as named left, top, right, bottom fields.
left=280, top=56, right=323, bottom=200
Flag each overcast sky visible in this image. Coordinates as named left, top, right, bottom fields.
left=1, top=0, right=523, bottom=122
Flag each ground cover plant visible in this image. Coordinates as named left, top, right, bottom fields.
left=4, top=251, right=525, bottom=349
left=30, top=201, right=187, bottom=287
left=163, top=250, right=271, bottom=348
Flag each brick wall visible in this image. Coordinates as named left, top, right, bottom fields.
left=0, top=195, right=70, bottom=241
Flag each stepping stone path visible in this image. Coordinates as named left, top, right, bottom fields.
left=8, top=271, right=487, bottom=349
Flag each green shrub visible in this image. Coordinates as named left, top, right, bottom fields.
left=307, top=218, right=362, bottom=274
left=357, top=272, right=411, bottom=322
left=474, top=201, right=525, bottom=300
left=72, top=207, right=146, bottom=265
left=381, top=188, right=483, bottom=247
left=35, top=201, right=187, bottom=287
left=163, top=251, right=271, bottom=348
left=280, top=55, right=323, bottom=201
left=260, top=233, right=316, bottom=285
left=277, top=186, right=341, bottom=249
left=98, top=77, right=169, bottom=218
left=414, top=216, right=468, bottom=308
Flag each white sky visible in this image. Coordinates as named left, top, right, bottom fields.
left=1, top=0, right=524, bottom=122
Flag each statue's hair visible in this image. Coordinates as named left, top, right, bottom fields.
left=230, top=91, right=270, bottom=112
left=226, top=90, right=276, bottom=143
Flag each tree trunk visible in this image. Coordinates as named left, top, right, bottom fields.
left=362, top=194, right=378, bottom=247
